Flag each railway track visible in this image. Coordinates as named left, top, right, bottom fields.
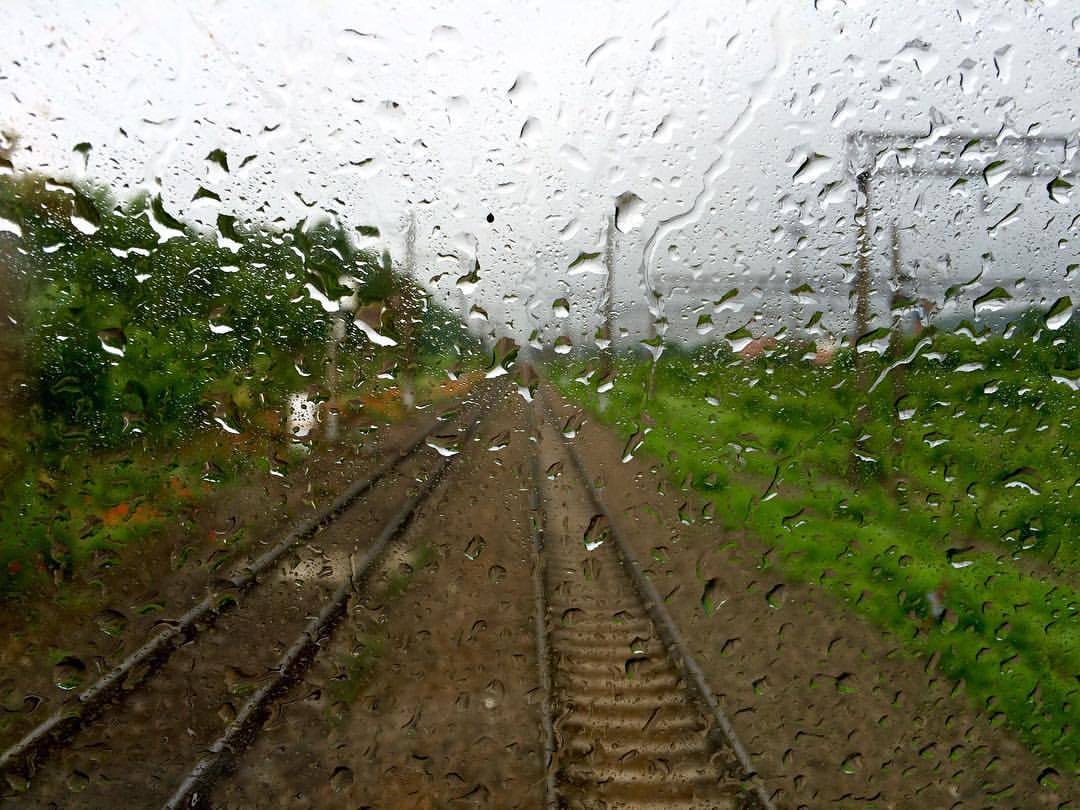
left=0, top=383, right=499, bottom=808
left=3, top=380, right=775, bottom=809
left=532, top=391, right=775, bottom=810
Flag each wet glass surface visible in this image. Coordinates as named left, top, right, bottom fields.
left=1, top=2, right=1077, bottom=807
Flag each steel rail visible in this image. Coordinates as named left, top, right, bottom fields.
left=525, top=403, right=559, bottom=810
left=162, top=396, right=493, bottom=809
left=537, top=388, right=777, bottom=810
left=0, top=391, right=486, bottom=780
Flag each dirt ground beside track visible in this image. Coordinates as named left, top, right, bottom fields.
left=542, top=388, right=1077, bottom=810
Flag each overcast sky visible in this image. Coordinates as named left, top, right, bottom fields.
left=3, top=0, right=1079, bottom=347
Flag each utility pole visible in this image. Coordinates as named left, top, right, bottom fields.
left=323, top=310, right=346, bottom=441
left=885, top=222, right=910, bottom=464
left=0, top=132, right=23, bottom=420
left=322, top=220, right=352, bottom=443
left=599, top=210, right=616, bottom=376
left=886, top=223, right=907, bottom=358
left=852, top=170, right=873, bottom=392
left=400, top=209, right=418, bottom=409
left=642, top=254, right=661, bottom=404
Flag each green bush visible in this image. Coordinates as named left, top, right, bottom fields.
left=0, top=171, right=478, bottom=593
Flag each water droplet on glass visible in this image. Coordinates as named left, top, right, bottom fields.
left=464, top=535, right=485, bottom=560
left=583, top=515, right=609, bottom=551
left=53, top=656, right=86, bottom=691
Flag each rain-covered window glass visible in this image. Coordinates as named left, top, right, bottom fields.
left=1, top=3, right=1077, bottom=808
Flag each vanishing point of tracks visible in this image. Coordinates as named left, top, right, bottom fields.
left=1, top=382, right=774, bottom=809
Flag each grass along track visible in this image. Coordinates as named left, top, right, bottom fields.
left=554, top=355, right=1079, bottom=782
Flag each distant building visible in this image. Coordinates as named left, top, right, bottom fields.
left=737, top=336, right=777, bottom=360
left=812, top=338, right=837, bottom=366
left=902, top=297, right=938, bottom=335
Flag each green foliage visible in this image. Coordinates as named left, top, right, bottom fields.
left=2, top=174, right=333, bottom=447
left=0, top=171, right=475, bottom=594
left=1, top=172, right=478, bottom=445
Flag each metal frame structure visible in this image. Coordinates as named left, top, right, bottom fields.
left=844, top=129, right=1075, bottom=358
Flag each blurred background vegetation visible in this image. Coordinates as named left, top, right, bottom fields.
left=0, top=170, right=480, bottom=595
